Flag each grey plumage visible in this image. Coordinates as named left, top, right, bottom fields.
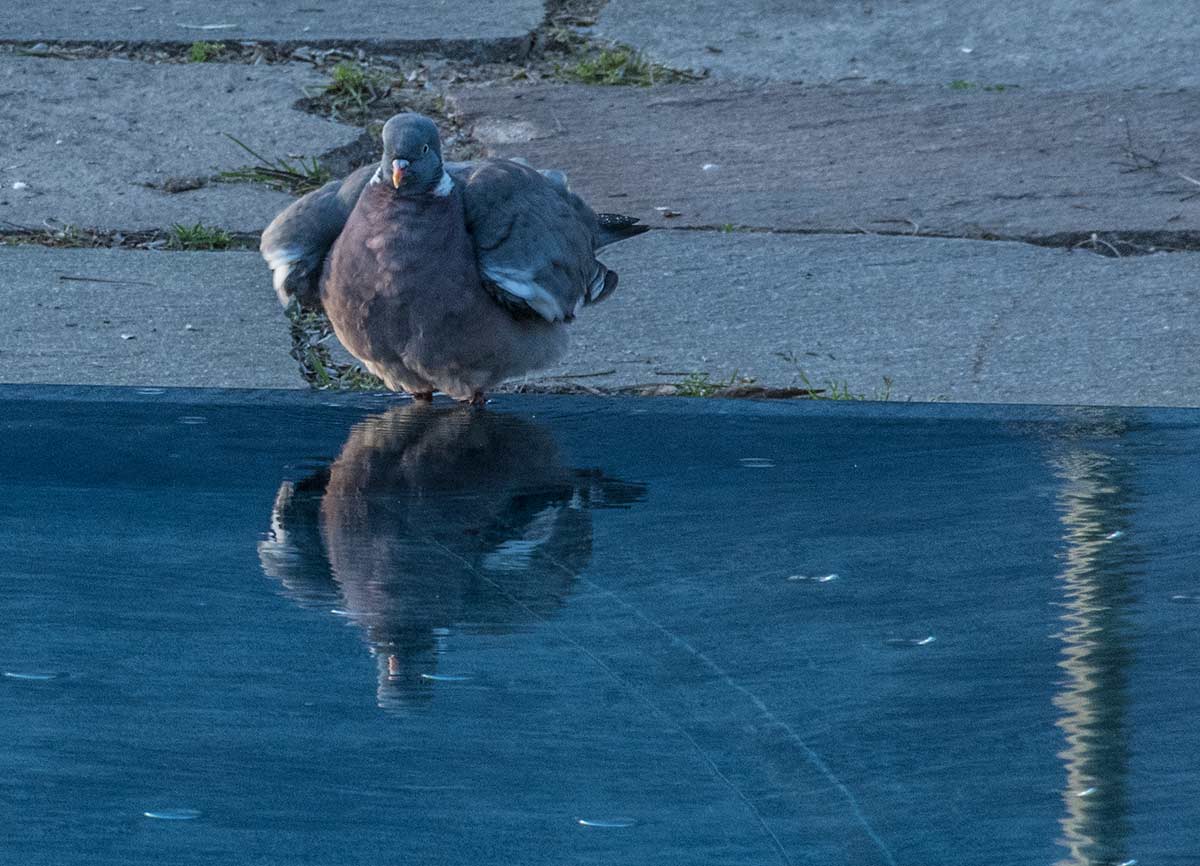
left=260, top=164, right=373, bottom=308
left=260, top=113, right=647, bottom=401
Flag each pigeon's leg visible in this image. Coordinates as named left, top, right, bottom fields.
left=466, top=391, right=488, bottom=407
left=411, top=390, right=434, bottom=402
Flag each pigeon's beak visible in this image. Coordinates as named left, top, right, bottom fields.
left=391, top=159, right=408, bottom=189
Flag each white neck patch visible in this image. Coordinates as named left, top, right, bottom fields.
left=432, top=170, right=454, bottom=197
left=368, top=166, right=384, bottom=185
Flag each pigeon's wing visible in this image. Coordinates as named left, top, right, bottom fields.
left=257, top=468, right=340, bottom=610
left=448, top=159, right=642, bottom=323
left=260, top=165, right=375, bottom=308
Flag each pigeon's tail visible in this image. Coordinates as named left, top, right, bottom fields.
left=596, top=213, right=650, bottom=248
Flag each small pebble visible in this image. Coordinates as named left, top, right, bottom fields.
left=11, top=181, right=28, bottom=190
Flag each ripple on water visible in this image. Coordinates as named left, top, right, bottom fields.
left=1170, top=594, right=1200, bottom=604
left=143, top=809, right=201, bottom=821
left=788, top=573, right=839, bottom=583
left=135, top=387, right=166, bottom=395
left=884, top=636, right=936, bottom=648
left=3, top=671, right=67, bottom=681
left=177, top=416, right=207, bottom=425
left=419, top=673, right=472, bottom=682
left=577, top=817, right=636, bottom=829
left=739, top=458, right=775, bottom=469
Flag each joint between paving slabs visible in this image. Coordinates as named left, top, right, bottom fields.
left=663, top=224, right=1200, bottom=258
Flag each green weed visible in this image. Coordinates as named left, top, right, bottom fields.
left=216, top=133, right=331, bottom=195
left=562, top=48, right=667, bottom=86
left=168, top=223, right=232, bottom=250
left=322, top=61, right=388, bottom=117
left=187, top=41, right=222, bottom=62
left=676, top=371, right=756, bottom=397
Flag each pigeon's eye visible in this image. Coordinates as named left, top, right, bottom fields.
left=421, top=144, right=429, bottom=155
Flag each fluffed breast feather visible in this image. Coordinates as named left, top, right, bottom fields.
left=261, top=157, right=645, bottom=323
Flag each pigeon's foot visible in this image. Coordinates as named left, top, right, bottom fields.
left=465, top=391, right=488, bottom=407
left=411, top=391, right=434, bottom=402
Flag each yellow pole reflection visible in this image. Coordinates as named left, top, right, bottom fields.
left=1052, top=446, right=1136, bottom=866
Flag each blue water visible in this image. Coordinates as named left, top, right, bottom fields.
left=2, top=387, right=1198, bottom=865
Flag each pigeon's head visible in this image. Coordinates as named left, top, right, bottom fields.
left=379, top=113, right=444, bottom=195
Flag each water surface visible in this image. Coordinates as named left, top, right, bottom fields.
left=2, top=387, right=1197, bottom=865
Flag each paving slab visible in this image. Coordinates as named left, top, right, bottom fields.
left=1, top=0, right=542, bottom=54
left=452, top=83, right=1200, bottom=239
left=548, top=232, right=1200, bottom=406
left=595, top=0, right=1200, bottom=88
left=0, top=57, right=359, bottom=233
left=0, top=246, right=298, bottom=388
left=3, top=234, right=1196, bottom=407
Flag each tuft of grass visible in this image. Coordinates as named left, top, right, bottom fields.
left=187, top=41, right=222, bottom=62
left=676, top=371, right=755, bottom=397
left=322, top=61, right=387, bottom=117
left=328, top=61, right=369, bottom=93
left=949, top=79, right=975, bottom=90
left=773, top=350, right=893, bottom=401
left=168, top=223, right=232, bottom=250
left=795, top=369, right=894, bottom=401
left=285, top=302, right=386, bottom=391
left=561, top=47, right=666, bottom=86
left=216, top=133, right=331, bottom=195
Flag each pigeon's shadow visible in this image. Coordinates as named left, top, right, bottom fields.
left=259, top=403, right=646, bottom=712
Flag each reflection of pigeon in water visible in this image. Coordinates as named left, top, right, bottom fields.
left=258, top=404, right=646, bottom=712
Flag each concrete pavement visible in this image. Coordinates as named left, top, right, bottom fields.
left=594, top=0, right=1200, bottom=89
left=0, top=57, right=360, bottom=232
left=1, top=1, right=1197, bottom=407
left=4, top=234, right=1196, bottom=406
left=0, top=246, right=297, bottom=388
left=4, top=0, right=543, bottom=55
left=452, top=83, right=1200, bottom=239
